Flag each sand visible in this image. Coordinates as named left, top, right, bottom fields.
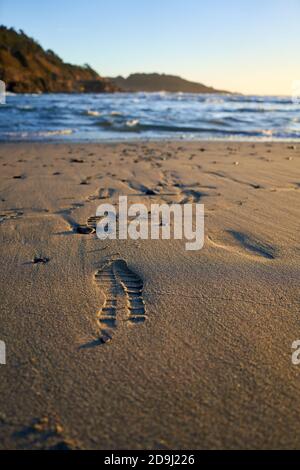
left=0, top=141, right=299, bottom=449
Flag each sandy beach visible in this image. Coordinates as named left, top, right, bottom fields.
left=0, top=141, right=299, bottom=449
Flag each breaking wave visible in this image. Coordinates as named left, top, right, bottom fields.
left=0, top=92, right=299, bottom=141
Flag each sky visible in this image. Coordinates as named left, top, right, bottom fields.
left=0, top=0, right=299, bottom=95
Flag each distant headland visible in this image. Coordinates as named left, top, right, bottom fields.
left=108, top=73, right=228, bottom=94
left=0, top=26, right=229, bottom=94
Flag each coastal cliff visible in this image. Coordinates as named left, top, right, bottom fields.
left=0, top=26, right=118, bottom=93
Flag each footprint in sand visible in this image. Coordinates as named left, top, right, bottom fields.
left=208, top=230, right=276, bottom=260
left=178, top=188, right=208, bottom=204
left=86, top=214, right=108, bottom=231
left=87, top=187, right=116, bottom=202
left=0, top=209, right=23, bottom=224
left=94, top=259, right=146, bottom=343
left=13, top=417, right=79, bottom=450
left=75, top=213, right=107, bottom=235
left=123, top=180, right=158, bottom=196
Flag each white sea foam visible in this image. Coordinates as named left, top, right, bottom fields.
left=126, top=119, right=139, bottom=127
left=38, top=129, right=73, bottom=136
left=85, top=110, right=101, bottom=117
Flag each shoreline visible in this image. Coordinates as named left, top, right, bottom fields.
left=0, top=137, right=300, bottom=145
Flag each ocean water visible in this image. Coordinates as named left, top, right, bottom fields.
left=0, top=92, right=299, bottom=141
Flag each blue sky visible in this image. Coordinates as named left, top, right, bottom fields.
left=1, top=0, right=299, bottom=95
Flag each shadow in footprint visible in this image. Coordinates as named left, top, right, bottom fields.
left=208, top=230, right=277, bottom=260
left=227, top=230, right=276, bottom=259
left=79, top=339, right=103, bottom=350
left=179, top=189, right=208, bottom=204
